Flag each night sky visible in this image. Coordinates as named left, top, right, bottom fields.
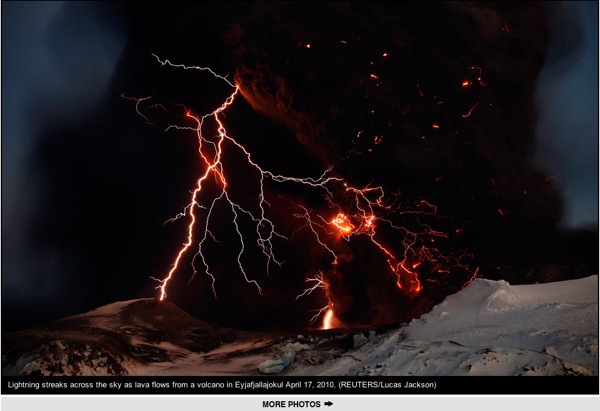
left=2, top=1, right=598, bottom=332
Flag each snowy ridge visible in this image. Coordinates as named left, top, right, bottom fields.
left=2, top=277, right=598, bottom=376
left=286, top=276, right=598, bottom=376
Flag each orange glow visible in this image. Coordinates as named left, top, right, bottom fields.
left=331, top=213, right=355, bottom=235
left=462, top=267, right=480, bottom=288
left=462, top=80, right=472, bottom=87
left=322, top=308, right=335, bottom=330
left=461, top=102, right=479, bottom=118
left=468, top=66, right=486, bottom=86
left=305, top=43, right=311, bottom=49
left=321, top=306, right=342, bottom=330
left=432, top=124, right=440, bottom=129
left=393, top=261, right=423, bottom=297
left=363, top=214, right=375, bottom=229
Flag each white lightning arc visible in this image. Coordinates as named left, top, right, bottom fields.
left=126, top=54, right=478, bottom=329
left=129, top=55, right=344, bottom=304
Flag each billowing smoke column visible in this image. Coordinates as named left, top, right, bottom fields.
left=217, top=1, right=594, bottom=326
left=121, top=1, right=597, bottom=330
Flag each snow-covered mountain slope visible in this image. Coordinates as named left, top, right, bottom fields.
left=1, top=298, right=239, bottom=376
left=2, top=276, right=598, bottom=376
left=287, top=276, right=598, bottom=376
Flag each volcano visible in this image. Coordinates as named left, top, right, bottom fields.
left=3, top=275, right=597, bottom=377
left=2, top=0, right=598, bottom=357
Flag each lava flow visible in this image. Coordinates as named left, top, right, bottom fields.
left=126, top=55, right=478, bottom=330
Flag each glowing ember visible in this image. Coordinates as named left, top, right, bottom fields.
left=331, top=213, right=355, bottom=236
left=461, top=102, right=479, bottom=118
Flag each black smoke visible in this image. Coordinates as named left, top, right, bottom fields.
left=219, top=1, right=598, bottom=325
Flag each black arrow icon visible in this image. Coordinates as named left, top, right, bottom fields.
left=324, top=401, right=333, bottom=407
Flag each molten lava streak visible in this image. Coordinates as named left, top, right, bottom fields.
left=126, top=54, right=478, bottom=330
left=322, top=308, right=335, bottom=330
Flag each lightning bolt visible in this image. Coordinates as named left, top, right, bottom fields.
left=126, top=54, right=479, bottom=330
left=126, top=55, right=343, bottom=303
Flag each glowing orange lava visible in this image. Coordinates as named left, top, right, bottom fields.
left=331, top=213, right=355, bottom=236
left=322, top=308, right=335, bottom=330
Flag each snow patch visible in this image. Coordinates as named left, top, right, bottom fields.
left=258, top=342, right=311, bottom=374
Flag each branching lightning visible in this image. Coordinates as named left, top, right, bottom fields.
left=125, top=55, right=479, bottom=330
